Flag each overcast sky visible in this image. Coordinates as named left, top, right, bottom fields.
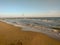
left=0, top=0, right=60, bottom=17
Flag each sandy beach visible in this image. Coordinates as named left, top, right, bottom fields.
left=0, top=21, right=60, bottom=45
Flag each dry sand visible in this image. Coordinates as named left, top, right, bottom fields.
left=0, top=21, right=60, bottom=45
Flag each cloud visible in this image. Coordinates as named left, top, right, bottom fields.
left=26, top=10, right=60, bottom=17
left=0, top=10, right=60, bottom=17
left=45, top=10, right=60, bottom=17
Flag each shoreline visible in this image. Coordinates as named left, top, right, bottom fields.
left=0, top=20, right=60, bottom=40
left=0, top=20, right=60, bottom=45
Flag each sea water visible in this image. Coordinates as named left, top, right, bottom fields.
left=4, top=17, right=60, bottom=29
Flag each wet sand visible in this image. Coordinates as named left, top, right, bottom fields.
left=0, top=21, right=60, bottom=45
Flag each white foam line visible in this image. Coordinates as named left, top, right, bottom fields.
left=0, top=20, right=26, bottom=28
